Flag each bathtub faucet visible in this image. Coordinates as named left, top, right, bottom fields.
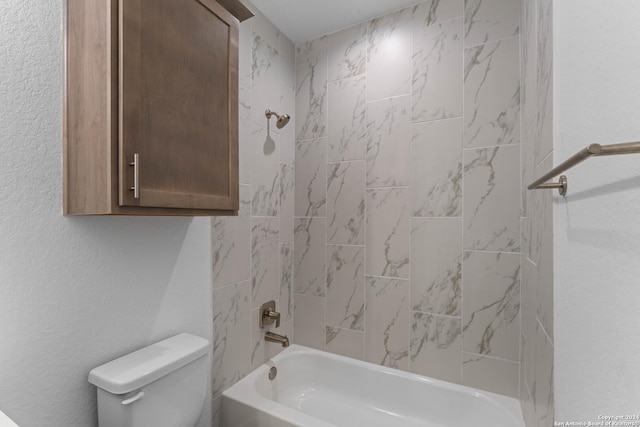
left=265, top=331, right=290, bottom=348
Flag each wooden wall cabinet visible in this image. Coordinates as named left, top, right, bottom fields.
left=64, top=0, right=252, bottom=216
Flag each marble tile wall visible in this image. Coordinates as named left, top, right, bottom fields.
left=294, top=0, right=525, bottom=400
left=208, top=0, right=553, bottom=423
left=210, top=10, right=296, bottom=426
left=520, top=0, right=554, bottom=424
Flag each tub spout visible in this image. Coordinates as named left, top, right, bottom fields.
left=265, top=331, right=289, bottom=347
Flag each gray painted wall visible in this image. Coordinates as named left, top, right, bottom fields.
left=0, top=2, right=213, bottom=426
left=555, top=0, right=640, bottom=420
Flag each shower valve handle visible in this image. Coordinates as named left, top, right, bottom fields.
left=264, top=309, right=280, bottom=328
left=259, top=300, right=281, bottom=328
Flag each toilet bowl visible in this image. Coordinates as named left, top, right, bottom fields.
left=89, top=333, right=209, bottom=427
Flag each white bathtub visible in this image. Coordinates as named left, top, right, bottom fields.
left=222, top=345, right=525, bottom=427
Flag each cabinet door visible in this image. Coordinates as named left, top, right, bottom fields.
left=119, top=0, right=239, bottom=211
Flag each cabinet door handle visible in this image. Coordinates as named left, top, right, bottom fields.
left=130, top=153, right=140, bottom=199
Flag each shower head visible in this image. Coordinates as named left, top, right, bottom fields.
left=265, top=109, right=291, bottom=129
left=276, top=114, right=290, bottom=129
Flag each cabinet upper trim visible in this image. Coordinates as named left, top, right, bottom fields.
left=215, top=0, right=254, bottom=22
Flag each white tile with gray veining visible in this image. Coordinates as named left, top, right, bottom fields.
left=521, top=256, right=537, bottom=389
left=535, top=0, right=552, bottom=165
left=280, top=82, right=296, bottom=165
left=412, top=17, right=463, bottom=122
left=212, top=281, right=250, bottom=397
left=521, top=216, right=529, bottom=262
left=251, top=217, right=279, bottom=309
left=519, top=333, right=527, bottom=392
left=532, top=156, right=553, bottom=341
left=538, top=266, right=553, bottom=345
left=212, top=185, right=251, bottom=288
left=520, top=357, right=537, bottom=427
left=239, top=19, right=252, bottom=90
left=212, top=395, right=222, bottom=427
left=280, top=163, right=295, bottom=243
left=239, top=87, right=251, bottom=185
left=295, top=138, right=327, bottom=217
left=280, top=34, right=295, bottom=91
left=521, top=117, right=536, bottom=218
left=249, top=310, right=278, bottom=372
left=296, top=37, right=328, bottom=141
left=328, top=23, right=367, bottom=82
left=535, top=320, right=554, bottom=425
left=463, top=145, right=520, bottom=252
left=520, top=0, right=537, bottom=132
left=251, top=124, right=280, bottom=216
left=294, top=293, right=325, bottom=350
left=252, top=9, right=279, bottom=48
left=464, top=36, right=520, bottom=148
left=326, top=245, right=364, bottom=331
left=462, top=251, right=520, bottom=361
left=411, top=218, right=462, bottom=316
left=296, top=35, right=326, bottom=67
left=462, top=353, right=519, bottom=398
left=520, top=0, right=538, bottom=214
left=327, top=160, right=365, bottom=245
left=251, top=20, right=280, bottom=126
left=326, top=326, right=365, bottom=360
left=249, top=0, right=534, bottom=400
left=328, top=75, right=366, bottom=162
left=280, top=242, right=294, bottom=322
left=413, top=0, right=463, bottom=27
left=464, top=0, right=520, bottom=47
left=412, top=118, right=462, bottom=217
left=366, top=188, right=410, bottom=279
left=365, top=276, right=410, bottom=369
left=367, top=7, right=412, bottom=101
left=366, top=96, right=412, bottom=188
left=525, top=161, right=540, bottom=265
left=410, top=312, right=462, bottom=383
left=294, top=218, right=326, bottom=297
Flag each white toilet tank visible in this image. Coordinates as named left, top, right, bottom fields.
left=88, top=333, right=209, bottom=427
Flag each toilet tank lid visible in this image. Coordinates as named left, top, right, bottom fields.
left=88, top=333, right=209, bottom=394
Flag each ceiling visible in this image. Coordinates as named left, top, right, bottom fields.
left=247, top=0, right=422, bottom=43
